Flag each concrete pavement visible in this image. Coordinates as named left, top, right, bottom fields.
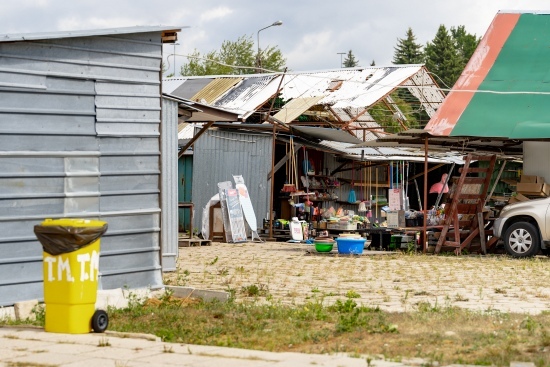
left=0, top=326, right=429, bottom=367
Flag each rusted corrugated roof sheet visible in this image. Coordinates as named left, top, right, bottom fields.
left=191, top=77, right=243, bottom=104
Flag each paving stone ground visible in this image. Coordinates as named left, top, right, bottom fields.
left=166, top=241, right=550, bottom=314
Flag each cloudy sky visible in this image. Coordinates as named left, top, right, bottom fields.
left=1, top=0, right=548, bottom=75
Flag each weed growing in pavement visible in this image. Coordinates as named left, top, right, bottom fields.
left=345, top=290, right=360, bottom=299
left=30, top=303, right=45, bottom=324
left=163, top=345, right=174, bottom=353
left=97, top=337, right=111, bottom=347
left=241, top=283, right=269, bottom=297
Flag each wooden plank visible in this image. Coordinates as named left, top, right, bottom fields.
left=178, top=239, right=212, bottom=247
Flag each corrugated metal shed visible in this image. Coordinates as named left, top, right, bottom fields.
left=192, top=129, right=272, bottom=230
left=0, top=26, right=180, bottom=306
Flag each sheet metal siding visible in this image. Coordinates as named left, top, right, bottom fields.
left=0, top=32, right=164, bottom=307
left=192, top=129, right=272, bottom=231
left=161, top=98, right=178, bottom=271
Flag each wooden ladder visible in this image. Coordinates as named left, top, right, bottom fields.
left=435, top=154, right=497, bottom=255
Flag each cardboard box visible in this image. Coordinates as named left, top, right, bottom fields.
left=508, top=193, right=530, bottom=204
left=388, top=188, right=403, bottom=210
left=517, top=182, right=550, bottom=196
left=516, top=175, right=549, bottom=196
left=520, top=175, right=543, bottom=184
left=327, top=222, right=357, bottom=230
left=387, top=210, right=405, bottom=229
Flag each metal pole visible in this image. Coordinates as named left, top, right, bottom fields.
left=337, top=52, right=346, bottom=68
left=268, top=68, right=288, bottom=241
left=256, top=21, right=282, bottom=72
left=423, top=136, right=428, bottom=254
left=173, top=43, right=176, bottom=76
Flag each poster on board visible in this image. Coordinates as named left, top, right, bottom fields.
left=224, top=188, right=248, bottom=243
left=217, top=181, right=233, bottom=243
left=233, top=175, right=262, bottom=242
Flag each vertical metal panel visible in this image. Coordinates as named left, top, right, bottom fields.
left=178, top=152, right=193, bottom=231
left=524, top=141, right=550, bottom=181
left=192, top=129, right=272, bottom=232
left=161, top=98, right=178, bottom=271
left=0, top=31, right=166, bottom=306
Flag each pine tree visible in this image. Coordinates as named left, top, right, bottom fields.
left=393, top=28, right=424, bottom=64
left=343, top=50, right=359, bottom=67
left=451, top=25, right=480, bottom=66
left=424, top=25, right=463, bottom=90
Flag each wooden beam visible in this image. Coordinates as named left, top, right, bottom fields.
left=178, top=121, right=214, bottom=159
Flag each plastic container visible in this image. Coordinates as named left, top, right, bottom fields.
left=34, top=218, right=108, bottom=334
left=336, top=237, right=366, bottom=254
left=314, top=238, right=335, bottom=252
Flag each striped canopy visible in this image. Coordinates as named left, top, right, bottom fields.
left=425, top=11, right=550, bottom=139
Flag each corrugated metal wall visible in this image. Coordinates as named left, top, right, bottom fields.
left=0, top=32, right=166, bottom=306
left=192, top=129, right=272, bottom=232
left=161, top=98, right=178, bottom=271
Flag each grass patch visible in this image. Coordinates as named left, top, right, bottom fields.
left=35, top=291, right=541, bottom=365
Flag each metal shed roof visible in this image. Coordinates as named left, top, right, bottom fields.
left=425, top=11, right=550, bottom=139
left=163, top=65, right=445, bottom=135
left=0, top=26, right=183, bottom=43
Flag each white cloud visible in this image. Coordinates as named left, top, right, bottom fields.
left=57, top=16, right=145, bottom=31
left=199, top=6, right=233, bottom=22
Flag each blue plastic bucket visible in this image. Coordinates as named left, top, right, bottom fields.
left=336, top=237, right=366, bottom=254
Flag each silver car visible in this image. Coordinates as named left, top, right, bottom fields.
left=493, top=197, right=550, bottom=257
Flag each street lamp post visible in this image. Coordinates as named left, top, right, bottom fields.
left=256, top=20, right=283, bottom=72
left=337, top=52, right=346, bottom=68
left=172, top=43, right=180, bottom=77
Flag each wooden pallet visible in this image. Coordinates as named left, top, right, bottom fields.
left=178, top=238, right=212, bottom=247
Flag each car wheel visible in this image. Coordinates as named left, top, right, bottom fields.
left=504, top=222, right=540, bottom=258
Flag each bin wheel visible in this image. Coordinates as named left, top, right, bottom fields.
left=91, top=309, right=109, bottom=333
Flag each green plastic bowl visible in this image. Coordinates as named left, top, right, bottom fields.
left=315, top=242, right=334, bottom=252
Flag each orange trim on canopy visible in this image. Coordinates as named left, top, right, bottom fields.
left=425, top=12, right=520, bottom=136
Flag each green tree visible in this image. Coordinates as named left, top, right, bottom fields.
left=368, top=92, right=418, bottom=133
left=451, top=25, right=480, bottom=66
left=343, top=50, right=359, bottom=67
left=424, top=25, right=463, bottom=90
left=180, top=35, right=286, bottom=76
left=392, top=27, right=424, bottom=64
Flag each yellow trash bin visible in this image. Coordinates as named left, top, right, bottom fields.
left=34, top=218, right=108, bottom=334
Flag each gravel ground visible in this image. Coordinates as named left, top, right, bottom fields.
left=165, top=241, right=550, bottom=314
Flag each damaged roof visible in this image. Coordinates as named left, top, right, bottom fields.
left=163, top=65, right=445, bottom=141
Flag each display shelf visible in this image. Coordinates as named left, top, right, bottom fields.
left=352, top=182, right=390, bottom=188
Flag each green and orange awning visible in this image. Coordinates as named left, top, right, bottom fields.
left=425, top=11, right=550, bottom=139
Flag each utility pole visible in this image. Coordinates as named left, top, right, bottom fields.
left=337, top=52, right=346, bottom=68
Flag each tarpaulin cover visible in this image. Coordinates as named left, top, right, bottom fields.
left=34, top=224, right=108, bottom=256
